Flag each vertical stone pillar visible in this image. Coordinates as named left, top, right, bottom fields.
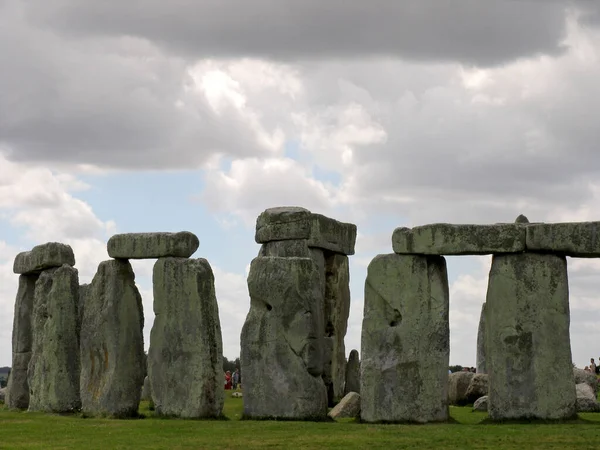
left=251, top=207, right=356, bottom=410
left=476, top=302, right=486, bottom=374
left=5, top=275, right=37, bottom=409
left=485, top=252, right=576, bottom=420
left=241, top=256, right=327, bottom=419
left=361, top=253, right=449, bottom=423
left=344, top=349, right=360, bottom=395
left=79, top=260, right=145, bottom=417
left=149, top=257, right=224, bottom=419
left=28, top=265, right=81, bottom=413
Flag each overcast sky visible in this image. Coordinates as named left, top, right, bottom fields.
left=1, top=0, right=600, bottom=368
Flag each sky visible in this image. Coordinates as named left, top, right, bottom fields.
left=1, top=0, right=600, bottom=368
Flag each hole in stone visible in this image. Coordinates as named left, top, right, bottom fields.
left=266, top=303, right=272, bottom=311
left=325, top=321, right=335, bottom=337
left=389, top=309, right=402, bottom=327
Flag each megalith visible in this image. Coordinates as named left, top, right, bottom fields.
left=344, top=349, right=360, bottom=395
left=485, top=252, right=576, bottom=420
left=28, top=265, right=81, bottom=413
left=107, top=231, right=199, bottom=259
left=5, top=275, right=37, bottom=409
left=148, top=257, right=224, bottom=419
left=241, top=256, right=327, bottom=420
left=80, top=259, right=145, bottom=417
left=252, top=207, right=356, bottom=407
left=476, top=302, right=486, bottom=373
left=361, top=253, right=449, bottom=423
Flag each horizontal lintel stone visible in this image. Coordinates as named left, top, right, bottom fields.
left=107, top=231, right=199, bottom=259
left=255, top=207, right=356, bottom=255
left=392, top=223, right=526, bottom=256
left=526, top=222, right=600, bottom=257
left=13, top=242, right=75, bottom=275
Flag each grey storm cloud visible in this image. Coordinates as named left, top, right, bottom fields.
left=20, top=0, right=595, bottom=66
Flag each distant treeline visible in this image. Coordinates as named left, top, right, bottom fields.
left=223, top=357, right=240, bottom=373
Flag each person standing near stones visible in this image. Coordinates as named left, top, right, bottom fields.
left=225, top=371, right=232, bottom=390
left=232, top=368, right=240, bottom=390
left=590, top=358, right=597, bottom=375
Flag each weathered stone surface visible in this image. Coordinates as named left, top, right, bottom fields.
left=28, top=265, right=81, bottom=413
left=526, top=222, right=600, bottom=257
left=6, top=275, right=37, bottom=409
left=361, top=253, right=449, bottom=423
left=515, top=214, right=530, bottom=224
left=485, top=253, right=576, bottom=421
left=255, top=207, right=357, bottom=255
left=476, top=302, right=487, bottom=374
left=140, top=376, right=152, bottom=402
left=465, top=373, right=488, bottom=404
left=573, top=368, right=598, bottom=395
left=107, top=231, right=199, bottom=259
left=259, top=239, right=311, bottom=257
left=78, top=283, right=89, bottom=335
left=392, top=223, right=525, bottom=255
left=344, top=349, right=360, bottom=396
left=473, top=395, right=488, bottom=412
left=80, top=260, right=145, bottom=418
left=323, top=254, right=350, bottom=404
left=149, top=257, right=224, bottom=419
left=575, top=383, right=600, bottom=412
left=448, top=372, right=474, bottom=406
left=328, top=392, right=361, bottom=420
left=241, top=256, right=327, bottom=420
left=0, top=387, right=6, bottom=403
left=13, top=242, right=75, bottom=275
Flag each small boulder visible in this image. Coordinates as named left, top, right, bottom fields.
left=576, top=383, right=600, bottom=413
left=472, top=395, right=488, bottom=412
left=231, top=392, right=243, bottom=398
left=465, top=373, right=488, bottom=404
left=0, top=387, right=6, bottom=403
left=573, top=368, right=598, bottom=395
left=13, top=243, right=75, bottom=275
left=328, top=392, right=361, bottom=420
left=448, top=372, right=475, bottom=406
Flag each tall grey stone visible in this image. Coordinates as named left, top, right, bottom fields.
left=13, top=242, right=75, bottom=275
left=344, top=349, right=360, bottom=395
left=476, top=302, right=486, bottom=374
left=241, top=256, right=327, bottom=420
left=80, top=260, right=145, bottom=417
left=28, top=265, right=81, bottom=413
left=361, top=253, right=449, bottom=423
left=485, top=252, right=576, bottom=420
left=107, top=231, right=199, bottom=259
left=324, top=253, right=350, bottom=403
left=149, top=257, right=224, bottom=419
left=6, top=274, right=37, bottom=409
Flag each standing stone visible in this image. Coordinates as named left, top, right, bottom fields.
left=361, top=253, right=449, bottom=423
left=476, top=302, right=487, bottom=374
left=485, top=252, right=576, bottom=420
left=324, top=253, right=350, bottom=403
left=149, top=257, right=224, bottom=419
left=28, top=265, right=81, bottom=413
left=80, top=260, right=145, bottom=417
left=344, top=349, right=360, bottom=395
left=6, top=275, right=37, bottom=409
left=241, top=256, right=327, bottom=420
left=448, top=371, right=475, bottom=406
left=140, top=376, right=152, bottom=402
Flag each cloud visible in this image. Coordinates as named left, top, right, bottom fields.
left=20, top=0, right=596, bottom=66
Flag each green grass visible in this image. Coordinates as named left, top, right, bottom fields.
left=1, top=393, right=600, bottom=449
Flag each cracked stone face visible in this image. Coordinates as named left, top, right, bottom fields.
left=485, top=252, right=576, bottom=421
left=361, top=253, right=449, bottom=424
left=241, top=256, right=327, bottom=420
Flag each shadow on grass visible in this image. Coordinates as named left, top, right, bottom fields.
left=479, top=414, right=598, bottom=425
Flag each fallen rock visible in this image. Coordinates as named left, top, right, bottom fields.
left=448, top=372, right=475, bottom=406
left=328, top=392, right=360, bottom=419
left=231, top=392, right=243, bottom=398
left=80, top=259, right=145, bottom=418
left=107, top=231, right=199, bottom=259
left=28, top=265, right=81, bottom=413
left=392, top=223, right=525, bottom=255
left=0, top=387, right=6, bottom=403
left=573, top=368, right=598, bottom=395
left=472, top=395, right=488, bottom=412
left=255, top=207, right=357, bottom=255
left=575, top=383, right=600, bottom=412
left=465, top=373, right=488, bottom=404
left=149, top=257, right=224, bottom=419
left=13, top=242, right=75, bottom=275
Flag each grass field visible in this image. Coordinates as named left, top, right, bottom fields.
left=1, top=393, right=600, bottom=449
